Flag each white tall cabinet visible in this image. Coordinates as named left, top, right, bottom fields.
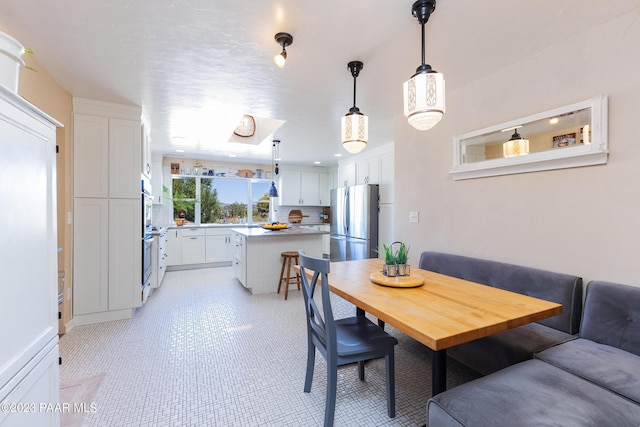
left=0, top=87, right=61, bottom=426
left=73, top=98, right=143, bottom=325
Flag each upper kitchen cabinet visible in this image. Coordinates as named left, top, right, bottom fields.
left=356, top=158, right=379, bottom=185
left=141, top=122, right=151, bottom=179
left=279, top=170, right=329, bottom=206
left=73, top=98, right=142, bottom=199
left=338, top=143, right=394, bottom=202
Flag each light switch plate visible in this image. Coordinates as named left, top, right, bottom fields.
left=409, top=211, right=419, bottom=223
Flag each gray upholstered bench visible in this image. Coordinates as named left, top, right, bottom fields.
left=427, top=280, right=640, bottom=426
left=419, top=251, right=582, bottom=375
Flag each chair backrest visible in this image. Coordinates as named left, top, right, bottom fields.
left=581, top=280, right=640, bottom=356
left=298, top=251, right=335, bottom=355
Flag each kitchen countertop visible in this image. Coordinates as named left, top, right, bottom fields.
left=163, top=223, right=330, bottom=230
left=232, top=227, right=329, bottom=238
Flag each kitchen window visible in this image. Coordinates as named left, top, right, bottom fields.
left=172, top=177, right=271, bottom=225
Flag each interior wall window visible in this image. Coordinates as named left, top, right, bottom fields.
left=172, top=177, right=196, bottom=223
left=172, top=176, right=271, bottom=225
left=201, top=178, right=248, bottom=225
left=251, top=181, right=271, bottom=223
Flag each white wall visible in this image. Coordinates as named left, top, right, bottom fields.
left=394, top=5, right=640, bottom=287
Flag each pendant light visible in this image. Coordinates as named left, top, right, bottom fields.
left=503, top=129, right=530, bottom=157
left=341, top=60, right=368, bottom=154
left=273, top=33, right=293, bottom=69
left=403, top=0, right=445, bottom=131
left=268, top=140, right=280, bottom=197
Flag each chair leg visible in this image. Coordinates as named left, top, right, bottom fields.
left=294, top=256, right=301, bottom=290
left=285, top=256, right=292, bottom=300
left=358, top=360, right=365, bottom=380
left=277, top=255, right=287, bottom=294
left=325, top=358, right=338, bottom=427
left=386, top=349, right=396, bottom=418
left=304, top=343, right=315, bottom=393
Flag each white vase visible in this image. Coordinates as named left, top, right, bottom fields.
left=0, top=31, right=25, bottom=92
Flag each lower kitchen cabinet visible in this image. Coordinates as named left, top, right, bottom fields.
left=205, top=229, right=233, bottom=263
left=233, top=233, right=247, bottom=286
left=165, top=227, right=235, bottom=268
left=73, top=197, right=142, bottom=324
left=165, top=228, right=180, bottom=266
left=150, top=229, right=168, bottom=289
left=181, top=228, right=206, bottom=265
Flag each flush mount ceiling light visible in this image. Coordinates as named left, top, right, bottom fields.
left=341, top=60, right=368, bottom=154
left=503, top=129, right=530, bottom=157
left=403, top=0, right=445, bottom=131
left=273, top=32, right=293, bottom=69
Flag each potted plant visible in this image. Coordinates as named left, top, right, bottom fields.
left=380, top=243, right=398, bottom=277
left=395, top=242, right=410, bottom=276
left=163, top=185, right=198, bottom=226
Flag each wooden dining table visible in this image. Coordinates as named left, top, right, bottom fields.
left=306, top=258, right=563, bottom=396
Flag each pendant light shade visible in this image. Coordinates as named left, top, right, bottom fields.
left=403, top=0, right=445, bottom=131
left=503, top=130, right=529, bottom=157
left=341, top=61, right=368, bottom=154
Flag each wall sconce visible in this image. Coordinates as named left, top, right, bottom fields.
left=341, top=60, right=368, bottom=154
left=503, top=129, right=530, bottom=157
left=273, top=32, right=293, bottom=69
left=403, top=0, right=445, bottom=131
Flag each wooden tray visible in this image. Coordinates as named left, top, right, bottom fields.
left=370, top=271, right=424, bottom=288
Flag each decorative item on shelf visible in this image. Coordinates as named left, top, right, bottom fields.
left=403, top=0, right=445, bottom=131
left=341, top=60, right=368, bottom=154
left=273, top=32, right=293, bottom=69
left=193, top=160, right=203, bottom=176
left=236, top=169, right=255, bottom=178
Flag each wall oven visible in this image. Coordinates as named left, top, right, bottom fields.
left=141, top=177, right=154, bottom=301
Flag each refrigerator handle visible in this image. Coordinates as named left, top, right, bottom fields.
left=344, top=187, right=349, bottom=234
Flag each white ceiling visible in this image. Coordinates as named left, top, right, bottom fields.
left=1, top=0, right=633, bottom=166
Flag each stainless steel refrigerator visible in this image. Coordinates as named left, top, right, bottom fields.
left=330, top=184, right=379, bottom=261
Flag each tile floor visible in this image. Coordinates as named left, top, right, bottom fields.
left=59, top=266, right=481, bottom=426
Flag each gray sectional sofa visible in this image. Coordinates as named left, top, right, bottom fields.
left=418, top=251, right=583, bottom=374
left=427, top=280, right=640, bottom=426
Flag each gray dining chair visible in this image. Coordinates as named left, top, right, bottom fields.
left=298, top=251, right=398, bottom=426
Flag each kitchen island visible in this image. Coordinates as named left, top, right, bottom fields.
left=232, top=227, right=327, bottom=295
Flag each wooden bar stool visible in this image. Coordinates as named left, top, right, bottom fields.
left=278, top=251, right=301, bottom=300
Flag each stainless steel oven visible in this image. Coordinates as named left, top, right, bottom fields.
left=142, top=234, right=154, bottom=285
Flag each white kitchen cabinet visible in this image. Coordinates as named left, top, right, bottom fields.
left=109, top=118, right=142, bottom=199
left=181, top=228, right=206, bottom=265
left=73, top=113, right=141, bottom=199
left=356, top=158, right=379, bottom=185
left=1, top=87, right=60, bottom=424
left=157, top=229, right=167, bottom=286
left=141, top=123, right=151, bottom=179
left=233, top=233, right=247, bottom=286
left=73, top=197, right=142, bottom=320
left=379, top=151, right=394, bottom=204
left=279, top=170, right=321, bottom=206
left=165, top=228, right=181, bottom=266
left=206, top=228, right=233, bottom=263
left=338, top=162, right=356, bottom=187
left=73, top=198, right=109, bottom=314
left=151, top=156, right=164, bottom=204
left=109, top=198, right=142, bottom=310
left=318, top=173, right=331, bottom=206
left=72, top=98, right=144, bottom=325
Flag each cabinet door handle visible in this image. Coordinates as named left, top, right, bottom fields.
left=190, top=237, right=198, bottom=240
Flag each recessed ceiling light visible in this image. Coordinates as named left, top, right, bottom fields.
left=314, top=161, right=321, bottom=165
left=549, top=117, right=559, bottom=124
left=176, top=149, right=185, bottom=153
left=228, top=154, right=237, bottom=158
left=334, top=153, right=342, bottom=157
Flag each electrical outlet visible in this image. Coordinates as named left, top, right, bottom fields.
left=409, top=211, right=419, bottom=223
